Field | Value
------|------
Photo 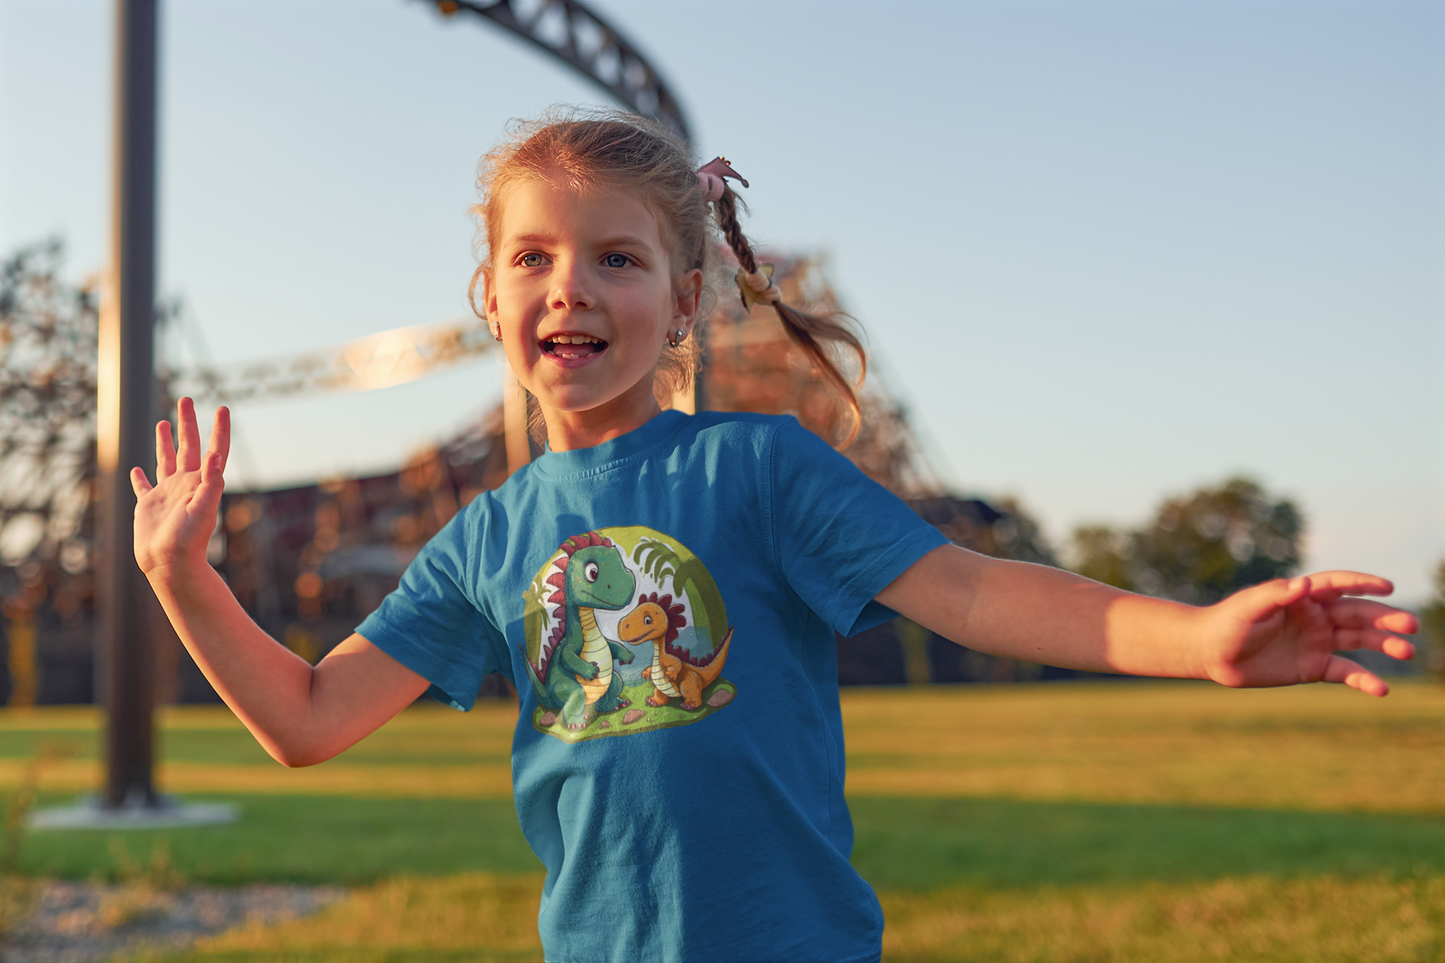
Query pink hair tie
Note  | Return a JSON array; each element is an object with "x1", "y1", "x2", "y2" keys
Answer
[
  {"x1": 697, "y1": 172, "x2": 726, "y2": 202},
  {"x1": 696, "y1": 156, "x2": 748, "y2": 202}
]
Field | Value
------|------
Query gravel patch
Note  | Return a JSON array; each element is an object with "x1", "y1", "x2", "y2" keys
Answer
[{"x1": 0, "y1": 879, "x2": 343, "y2": 962}]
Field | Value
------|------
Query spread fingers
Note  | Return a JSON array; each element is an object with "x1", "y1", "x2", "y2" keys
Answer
[
  {"x1": 1321, "y1": 655, "x2": 1389, "y2": 697},
  {"x1": 207, "y1": 406, "x2": 231, "y2": 476},
  {"x1": 1325, "y1": 598, "x2": 1419, "y2": 635},
  {"x1": 155, "y1": 419, "x2": 177, "y2": 481},
  {"x1": 1331, "y1": 627, "x2": 1416, "y2": 661},
  {"x1": 176, "y1": 397, "x2": 202, "y2": 473},
  {"x1": 1301, "y1": 570, "x2": 1395, "y2": 600}
]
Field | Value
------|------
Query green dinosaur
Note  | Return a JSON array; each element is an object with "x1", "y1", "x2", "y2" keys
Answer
[{"x1": 521, "y1": 532, "x2": 637, "y2": 729}]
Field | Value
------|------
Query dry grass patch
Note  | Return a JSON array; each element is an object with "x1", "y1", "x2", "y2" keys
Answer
[
  {"x1": 135, "y1": 872, "x2": 546, "y2": 963},
  {"x1": 880, "y1": 873, "x2": 1445, "y2": 962}
]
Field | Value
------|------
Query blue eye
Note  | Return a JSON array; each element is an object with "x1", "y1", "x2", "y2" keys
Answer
[
  {"x1": 603, "y1": 253, "x2": 631, "y2": 268},
  {"x1": 519, "y1": 253, "x2": 545, "y2": 268}
]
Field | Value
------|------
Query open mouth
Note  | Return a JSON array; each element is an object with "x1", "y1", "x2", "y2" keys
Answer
[{"x1": 542, "y1": 334, "x2": 608, "y2": 360}]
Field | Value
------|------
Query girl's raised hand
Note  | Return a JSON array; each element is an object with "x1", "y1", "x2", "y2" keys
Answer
[
  {"x1": 1199, "y1": 572, "x2": 1418, "y2": 697},
  {"x1": 130, "y1": 398, "x2": 230, "y2": 577}
]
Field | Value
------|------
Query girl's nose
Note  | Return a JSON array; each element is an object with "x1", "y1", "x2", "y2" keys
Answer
[{"x1": 549, "y1": 260, "x2": 594, "y2": 311}]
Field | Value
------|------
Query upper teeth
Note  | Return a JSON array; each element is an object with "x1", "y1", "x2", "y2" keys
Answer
[{"x1": 551, "y1": 335, "x2": 601, "y2": 344}]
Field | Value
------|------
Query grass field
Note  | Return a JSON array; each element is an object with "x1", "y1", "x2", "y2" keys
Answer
[{"x1": 1, "y1": 680, "x2": 1441, "y2": 961}]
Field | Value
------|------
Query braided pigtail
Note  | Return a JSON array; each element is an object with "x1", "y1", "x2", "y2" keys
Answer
[{"x1": 706, "y1": 166, "x2": 867, "y2": 447}]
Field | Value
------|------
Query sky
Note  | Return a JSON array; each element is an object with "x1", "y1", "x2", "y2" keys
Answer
[{"x1": 1, "y1": 0, "x2": 1441, "y2": 603}]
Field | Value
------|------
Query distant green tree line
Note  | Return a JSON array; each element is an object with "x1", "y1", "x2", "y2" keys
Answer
[
  {"x1": 1422, "y1": 560, "x2": 1445, "y2": 680},
  {"x1": 1069, "y1": 476, "x2": 1303, "y2": 605}
]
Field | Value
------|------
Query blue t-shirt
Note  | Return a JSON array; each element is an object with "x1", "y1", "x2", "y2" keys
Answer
[{"x1": 358, "y1": 410, "x2": 948, "y2": 963}]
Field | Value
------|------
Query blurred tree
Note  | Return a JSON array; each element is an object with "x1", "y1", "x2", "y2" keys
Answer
[
  {"x1": 0, "y1": 240, "x2": 100, "y2": 705},
  {"x1": 1070, "y1": 525, "x2": 1135, "y2": 591},
  {"x1": 989, "y1": 496, "x2": 1060, "y2": 568},
  {"x1": 1070, "y1": 477, "x2": 1303, "y2": 605}
]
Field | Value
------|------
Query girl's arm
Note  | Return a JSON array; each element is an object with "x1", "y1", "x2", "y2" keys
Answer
[
  {"x1": 875, "y1": 544, "x2": 1418, "y2": 696},
  {"x1": 132, "y1": 400, "x2": 429, "y2": 767}
]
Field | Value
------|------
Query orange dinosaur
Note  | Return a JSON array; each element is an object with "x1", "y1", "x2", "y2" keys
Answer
[{"x1": 618, "y1": 592, "x2": 732, "y2": 710}]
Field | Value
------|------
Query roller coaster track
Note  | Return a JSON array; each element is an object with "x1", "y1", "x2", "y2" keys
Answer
[
  {"x1": 164, "y1": 317, "x2": 497, "y2": 405},
  {"x1": 428, "y1": 0, "x2": 691, "y2": 141}
]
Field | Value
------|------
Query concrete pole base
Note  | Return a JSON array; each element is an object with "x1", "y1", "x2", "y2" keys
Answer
[{"x1": 28, "y1": 794, "x2": 238, "y2": 831}]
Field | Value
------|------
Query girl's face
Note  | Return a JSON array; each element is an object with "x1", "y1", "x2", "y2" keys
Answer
[{"x1": 485, "y1": 175, "x2": 701, "y2": 451}]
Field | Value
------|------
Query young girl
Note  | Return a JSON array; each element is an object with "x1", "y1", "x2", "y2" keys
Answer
[{"x1": 131, "y1": 110, "x2": 1417, "y2": 963}]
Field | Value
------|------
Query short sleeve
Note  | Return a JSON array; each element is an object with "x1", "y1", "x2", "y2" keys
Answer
[
  {"x1": 768, "y1": 418, "x2": 949, "y2": 637},
  {"x1": 355, "y1": 500, "x2": 508, "y2": 711}
]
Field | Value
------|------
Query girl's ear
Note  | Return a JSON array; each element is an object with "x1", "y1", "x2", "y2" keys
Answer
[
  {"x1": 673, "y1": 267, "x2": 703, "y2": 333},
  {"x1": 482, "y1": 269, "x2": 500, "y2": 322}
]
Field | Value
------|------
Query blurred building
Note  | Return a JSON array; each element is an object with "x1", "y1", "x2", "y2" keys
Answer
[{"x1": 0, "y1": 245, "x2": 1063, "y2": 705}]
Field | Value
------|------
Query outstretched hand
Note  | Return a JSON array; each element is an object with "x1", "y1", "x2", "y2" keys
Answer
[
  {"x1": 130, "y1": 398, "x2": 230, "y2": 577},
  {"x1": 1200, "y1": 572, "x2": 1418, "y2": 697}
]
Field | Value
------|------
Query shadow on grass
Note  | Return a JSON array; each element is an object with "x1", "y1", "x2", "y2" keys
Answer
[
  {"x1": 849, "y1": 796, "x2": 1445, "y2": 892},
  {"x1": 21, "y1": 795, "x2": 539, "y2": 885}
]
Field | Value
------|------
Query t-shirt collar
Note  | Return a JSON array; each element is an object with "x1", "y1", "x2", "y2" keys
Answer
[{"x1": 532, "y1": 409, "x2": 689, "y2": 477}]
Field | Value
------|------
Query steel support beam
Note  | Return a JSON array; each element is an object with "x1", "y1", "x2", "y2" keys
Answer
[{"x1": 96, "y1": 0, "x2": 159, "y2": 809}]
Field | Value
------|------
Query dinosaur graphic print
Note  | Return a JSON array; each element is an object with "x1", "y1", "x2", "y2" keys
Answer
[{"x1": 520, "y1": 527, "x2": 736, "y2": 743}]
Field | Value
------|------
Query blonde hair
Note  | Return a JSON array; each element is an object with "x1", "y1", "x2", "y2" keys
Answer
[{"x1": 469, "y1": 108, "x2": 866, "y2": 445}]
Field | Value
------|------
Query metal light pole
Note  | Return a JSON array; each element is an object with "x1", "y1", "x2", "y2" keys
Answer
[{"x1": 96, "y1": 0, "x2": 159, "y2": 810}]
